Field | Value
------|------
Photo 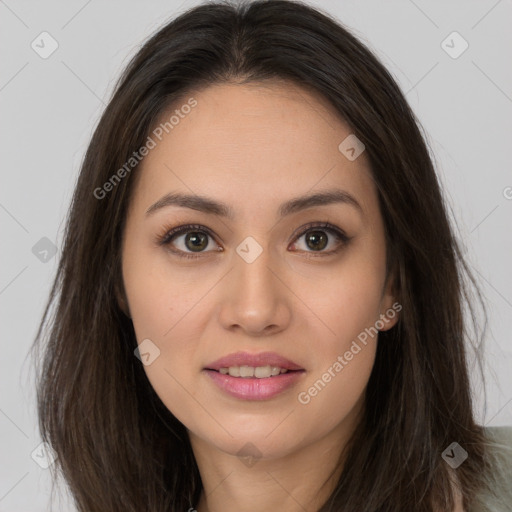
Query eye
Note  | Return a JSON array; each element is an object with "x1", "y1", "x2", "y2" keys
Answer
[
  {"x1": 156, "y1": 224, "x2": 222, "y2": 260},
  {"x1": 289, "y1": 222, "x2": 350, "y2": 256}
]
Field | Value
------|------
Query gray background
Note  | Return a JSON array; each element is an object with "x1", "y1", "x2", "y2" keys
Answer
[{"x1": 1, "y1": 0, "x2": 511, "y2": 510}]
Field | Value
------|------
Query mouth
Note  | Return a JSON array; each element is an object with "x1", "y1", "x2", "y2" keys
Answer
[
  {"x1": 209, "y1": 365, "x2": 297, "y2": 378},
  {"x1": 205, "y1": 351, "x2": 304, "y2": 373},
  {"x1": 203, "y1": 351, "x2": 305, "y2": 400}
]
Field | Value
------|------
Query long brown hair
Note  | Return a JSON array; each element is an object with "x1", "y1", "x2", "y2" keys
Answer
[{"x1": 31, "y1": 1, "x2": 497, "y2": 510}]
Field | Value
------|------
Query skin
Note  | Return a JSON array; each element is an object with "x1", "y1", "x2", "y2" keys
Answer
[{"x1": 120, "y1": 80, "x2": 403, "y2": 511}]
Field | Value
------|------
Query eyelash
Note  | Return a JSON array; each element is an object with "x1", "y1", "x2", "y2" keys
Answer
[{"x1": 155, "y1": 222, "x2": 351, "y2": 260}]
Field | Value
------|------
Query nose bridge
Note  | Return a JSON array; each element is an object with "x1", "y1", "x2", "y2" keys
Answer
[
  {"x1": 235, "y1": 240, "x2": 275, "y2": 298},
  {"x1": 234, "y1": 239, "x2": 279, "y2": 309},
  {"x1": 218, "y1": 237, "x2": 291, "y2": 334}
]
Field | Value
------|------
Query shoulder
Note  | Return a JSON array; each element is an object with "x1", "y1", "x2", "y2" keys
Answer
[
  {"x1": 468, "y1": 425, "x2": 512, "y2": 512},
  {"x1": 484, "y1": 424, "x2": 512, "y2": 444}
]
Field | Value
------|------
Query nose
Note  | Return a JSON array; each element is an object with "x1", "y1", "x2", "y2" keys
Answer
[{"x1": 217, "y1": 245, "x2": 292, "y2": 337}]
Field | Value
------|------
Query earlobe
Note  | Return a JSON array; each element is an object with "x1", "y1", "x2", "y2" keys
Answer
[
  {"x1": 378, "y1": 299, "x2": 401, "y2": 331},
  {"x1": 115, "y1": 280, "x2": 132, "y2": 319},
  {"x1": 379, "y1": 263, "x2": 401, "y2": 331}
]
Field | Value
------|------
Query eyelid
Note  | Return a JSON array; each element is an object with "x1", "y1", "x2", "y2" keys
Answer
[
  {"x1": 288, "y1": 222, "x2": 350, "y2": 257},
  {"x1": 289, "y1": 222, "x2": 348, "y2": 244},
  {"x1": 157, "y1": 223, "x2": 218, "y2": 246}
]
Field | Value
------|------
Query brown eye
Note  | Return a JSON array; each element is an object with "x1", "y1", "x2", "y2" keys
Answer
[
  {"x1": 304, "y1": 230, "x2": 329, "y2": 251},
  {"x1": 157, "y1": 224, "x2": 221, "y2": 260},
  {"x1": 157, "y1": 221, "x2": 349, "y2": 260},
  {"x1": 290, "y1": 222, "x2": 350, "y2": 256},
  {"x1": 183, "y1": 231, "x2": 209, "y2": 252}
]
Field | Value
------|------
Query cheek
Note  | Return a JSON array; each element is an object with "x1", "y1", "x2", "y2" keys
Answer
[
  {"x1": 290, "y1": 254, "x2": 383, "y2": 415},
  {"x1": 122, "y1": 251, "x2": 215, "y2": 417},
  {"x1": 296, "y1": 274, "x2": 380, "y2": 428},
  {"x1": 292, "y1": 257, "x2": 386, "y2": 347},
  {"x1": 294, "y1": 340, "x2": 376, "y2": 441},
  {"x1": 123, "y1": 245, "x2": 208, "y2": 340}
]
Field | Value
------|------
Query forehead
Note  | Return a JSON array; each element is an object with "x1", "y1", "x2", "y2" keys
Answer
[{"x1": 130, "y1": 81, "x2": 378, "y2": 221}]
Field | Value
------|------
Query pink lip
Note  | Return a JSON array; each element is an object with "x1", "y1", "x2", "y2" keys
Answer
[
  {"x1": 205, "y1": 351, "x2": 303, "y2": 371},
  {"x1": 203, "y1": 351, "x2": 305, "y2": 401},
  {"x1": 204, "y1": 369, "x2": 305, "y2": 400}
]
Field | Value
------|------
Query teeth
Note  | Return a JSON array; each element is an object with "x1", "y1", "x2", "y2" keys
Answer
[
  {"x1": 228, "y1": 366, "x2": 240, "y2": 377},
  {"x1": 239, "y1": 365, "x2": 254, "y2": 377},
  {"x1": 218, "y1": 365, "x2": 289, "y2": 378}
]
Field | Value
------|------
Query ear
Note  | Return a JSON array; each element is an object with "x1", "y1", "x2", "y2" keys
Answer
[
  {"x1": 378, "y1": 261, "x2": 401, "y2": 331},
  {"x1": 115, "y1": 278, "x2": 132, "y2": 319}
]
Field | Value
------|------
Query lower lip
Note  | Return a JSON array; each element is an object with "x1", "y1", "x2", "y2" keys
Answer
[{"x1": 203, "y1": 369, "x2": 305, "y2": 400}]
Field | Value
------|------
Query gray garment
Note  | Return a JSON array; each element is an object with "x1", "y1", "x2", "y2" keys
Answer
[{"x1": 469, "y1": 426, "x2": 512, "y2": 512}]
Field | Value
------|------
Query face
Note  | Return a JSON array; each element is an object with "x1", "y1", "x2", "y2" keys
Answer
[{"x1": 120, "y1": 81, "x2": 398, "y2": 462}]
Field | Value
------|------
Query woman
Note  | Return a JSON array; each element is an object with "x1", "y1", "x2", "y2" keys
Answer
[{"x1": 31, "y1": 1, "x2": 512, "y2": 511}]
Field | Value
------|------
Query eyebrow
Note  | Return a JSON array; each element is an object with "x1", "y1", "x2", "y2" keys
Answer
[{"x1": 145, "y1": 188, "x2": 363, "y2": 219}]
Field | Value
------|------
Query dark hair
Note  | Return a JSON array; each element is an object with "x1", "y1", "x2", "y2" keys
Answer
[{"x1": 31, "y1": 0, "x2": 496, "y2": 510}]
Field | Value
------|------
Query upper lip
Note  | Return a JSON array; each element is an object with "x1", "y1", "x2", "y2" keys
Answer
[{"x1": 205, "y1": 351, "x2": 304, "y2": 371}]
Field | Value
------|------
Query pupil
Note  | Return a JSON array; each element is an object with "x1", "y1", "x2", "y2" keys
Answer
[
  {"x1": 306, "y1": 230, "x2": 327, "y2": 251},
  {"x1": 186, "y1": 232, "x2": 208, "y2": 252}
]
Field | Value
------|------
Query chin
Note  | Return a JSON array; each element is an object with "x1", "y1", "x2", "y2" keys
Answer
[{"x1": 207, "y1": 431, "x2": 305, "y2": 462}]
